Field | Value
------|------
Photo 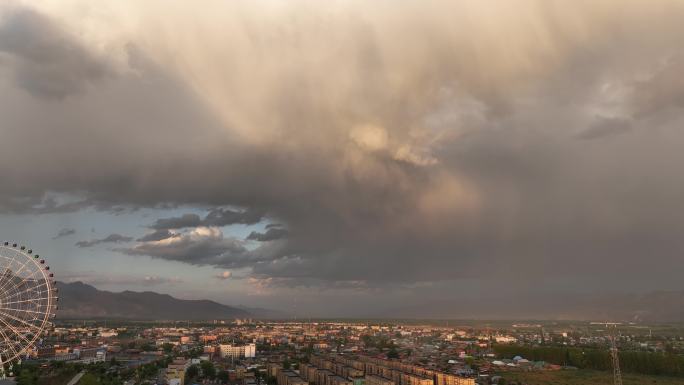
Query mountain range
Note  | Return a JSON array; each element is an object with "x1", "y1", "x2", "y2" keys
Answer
[
  {"x1": 56, "y1": 281, "x2": 283, "y2": 320},
  {"x1": 55, "y1": 281, "x2": 684, "y2": 322}
]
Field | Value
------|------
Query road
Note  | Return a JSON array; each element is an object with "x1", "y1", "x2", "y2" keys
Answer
[{"x1": 66, "y1": 371, "x2": 86, "y2": 385}]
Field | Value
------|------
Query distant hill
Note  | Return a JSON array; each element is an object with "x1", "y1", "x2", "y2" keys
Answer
[{"x1": 56, "y1": 281, "x2": 252, "y2": 320}]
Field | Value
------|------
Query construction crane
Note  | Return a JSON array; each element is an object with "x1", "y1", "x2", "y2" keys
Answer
[{"x1": 606, "y1": 322, "x2": 623, "y2": 385}]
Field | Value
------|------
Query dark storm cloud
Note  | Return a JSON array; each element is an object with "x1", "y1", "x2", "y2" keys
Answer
[
  {"x1": 149, "y1": 208, "x2": 265, "y2": 230},
  {"x1": 137, "y1": 229, "x2": 177, "y2": 242},
  {"x1": 76, "y1": 233, "x2": 133, "y2": 248},
  {"x1": 0, "y1": 194, "x2": 130, "y2": 215},
  {"x1": 52, "y1": 228, "x2": 75, "y2": 239},
  {"x1": 0, "y1": 7, "x2": 111, "y2": 99},
  {"x1": 120, "y1": 228, "x2": 253, "y2": 267},
  {"x1": 120, "y1": 227, "x2": 290, "y2": 271},
  {"x1": 246, "y1": 228, "x2": 289, "y2": 242},
  {"x1": 3, "y1": 0, "x2": 684, "y2": 302},
  {"x1": 149, "y1": 214, "x2": 201, "y2": 230}
]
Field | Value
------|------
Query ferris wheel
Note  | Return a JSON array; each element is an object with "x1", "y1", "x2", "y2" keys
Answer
[{"x1": 0, "y1": 242, "x2": 57, "y2": 370}]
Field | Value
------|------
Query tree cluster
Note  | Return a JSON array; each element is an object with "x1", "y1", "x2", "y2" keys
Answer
[{"x1": 494, "y1": 344, "x2": 684, "y2": 377}]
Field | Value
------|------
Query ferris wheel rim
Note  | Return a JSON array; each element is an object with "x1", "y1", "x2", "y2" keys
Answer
[{"x1": 0, "y1": 243, "x2": 56, "y2": 365}]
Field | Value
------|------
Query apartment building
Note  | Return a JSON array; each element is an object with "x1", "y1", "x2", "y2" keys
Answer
[
  {"x1": 219, "y1": 343, "x2": 256, "y2": 359},
  {"x1": 166, "y1": 359, "x2": 190, "y2": 385},
  {"x1": 366, "y1": 375, "x2": 395, "y2": 385},
  {"x1": 305, "y1": 354, "x2": 475, "y2": 385}
]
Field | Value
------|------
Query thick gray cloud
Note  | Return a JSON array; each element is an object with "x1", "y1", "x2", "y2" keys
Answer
[
  {"x1": 247, "y1": 228, "x2": 289, "y2": 242},
  {"x1": 121, "y1": 227, "x2": 251, "y2": 266},
  {"x1": 76, "y1": 234, "x2": 133, "y2": 248},
  {"x1": 203, "y1": 208, "x2": 264, "y2": 227},
  {"x1": 0, "y1": 6, "x2": 111, "y2": 99},
  {"x1": 52, "y1": 228, "x2": 76, "y2": 239},
  {"x1": 149, "y1": 214, "x2": 201, "y2": 230},
  {"x1": 2, "y1": 0, "x2": 684, "y2": 309},
  {"x1": 149, "y1": 208, "x2": 264, "y2": 230},
  {"x1": 137, "y1": 229, "x2": 177, "y2": 242}
]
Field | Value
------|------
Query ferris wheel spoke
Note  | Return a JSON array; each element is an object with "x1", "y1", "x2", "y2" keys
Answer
[
  {"x1": 3, "y1": 291, "x2": 49, "y2": 304},
  {"x1": 0, "y1": 258, "x2": 34, "y2": 296},
  {"x1": 0, "y1": 335, "x2": 20, "y2": 358},
  {"x1": 2, "y1": 273, "x2": 46, "y2": 294},
  {"x1": 16, "y1": 266, "x2": 48, "y2": 286},
  {"x1": 8, "y1": 260, "x2": 45, "y2": 293},
  {"x1": 7, "y1": 278, "x2": 42, "y2": 299},
  {"x1": 0, "y1": 325, "x2": 22, "y2": 361},
  {"x1": 0, "y1": 251, "x2": 31, "y2": 278},
  {"x1": 2, "y1": 282, "x2": 51, "y2": 301},
  {"x1": 0, "y1": 289, "x2": 54, "y2": 315},
  {"x1": 0, "y1": 309, "x2": 44, "y2": 333},
  {"x1": 0, "y1": 311, "x2": 43, "y2": 332},
  {"x1": 0, "y1": 306, "x2": 50, "y2": 316},
  {"x1": 0, "y1": 298, "x2": 49, "y2": 306},
  {"x1": 0, "y1": 316, "x2": 34, "y2": 347},
  {"x1": 0, "y1": 307, "x2": 50, "y2": 315}
]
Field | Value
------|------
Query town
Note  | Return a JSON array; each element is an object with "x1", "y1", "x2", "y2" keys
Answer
[{"x1": 12, "y1": 319, "x2": 684, "y2": 385}]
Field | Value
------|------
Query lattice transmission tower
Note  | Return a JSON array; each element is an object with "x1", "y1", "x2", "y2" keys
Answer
[{"x1": 607, "y1": 323, "x2": 623, "y2": 385}]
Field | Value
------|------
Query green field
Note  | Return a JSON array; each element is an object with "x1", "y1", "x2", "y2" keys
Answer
[{"x1": 496, "y1": 370, "x2": 684, "y2": 385}]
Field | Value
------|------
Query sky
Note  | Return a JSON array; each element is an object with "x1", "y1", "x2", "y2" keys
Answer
[{"x1": 1, "y1": 0, "x2": 684, "y2": 318}]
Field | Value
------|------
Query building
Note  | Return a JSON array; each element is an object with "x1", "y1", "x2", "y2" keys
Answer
[
  {"x1": 315, "y1": 369, "x2": 334, "y2": 385},
  {"x1": 366, "y1": 375, "x2": 395, "y2": 385},
  {"x1": 201, "y1": 335, "x2": 218, "y2": 343},
  {"x1": 278, "y1": 370, "x2": 307, "y2": 385},
  {"x1": 330, "y1": 376, "x2": 354, "y2": 385},
  {"x1": 220, "y1": 343, "x2": 257, "y2": 359},
  {"x1": 290, "y1": 377, "x2": 309, "y2": 385},
  {"x1": 53, "y1": 352, "x2": 79, "y2": 362},
  {"x1": 308, "y1": 355, "x2": 475, "y2": 385},
  {"x1": 435, "y1": 373, "x2": 474, "y2": 385},
  {"x1": 399, "y1": 373, "x2": 433, "y2": 385},
  {"x1": 166, "y1": 359, "x2": 190, "y2": 385},
  {"x1": 267, "y1": 362, "x2": 283, "y2": 378},
  {"x1": 73, "y1": 347, "x2": 107, "y2": 364}
]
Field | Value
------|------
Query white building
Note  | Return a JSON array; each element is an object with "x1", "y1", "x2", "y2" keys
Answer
[
  {"x1": 495, "y1": 335, "x2": 517, "y2": 343},
  {"x1": 99, "y1": 330, "x2": 118, "y2": 338},
  {"x1": 219, "y1": 343, "x2": 256, "y2": 359},
  {"x1": 73, "y1": 348, "x2": 106, "y2": 364}
]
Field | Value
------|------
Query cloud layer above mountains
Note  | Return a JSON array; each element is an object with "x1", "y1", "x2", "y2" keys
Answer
[{"x1": 3, "y1": 0, "x2": 684, "y2": 303}]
